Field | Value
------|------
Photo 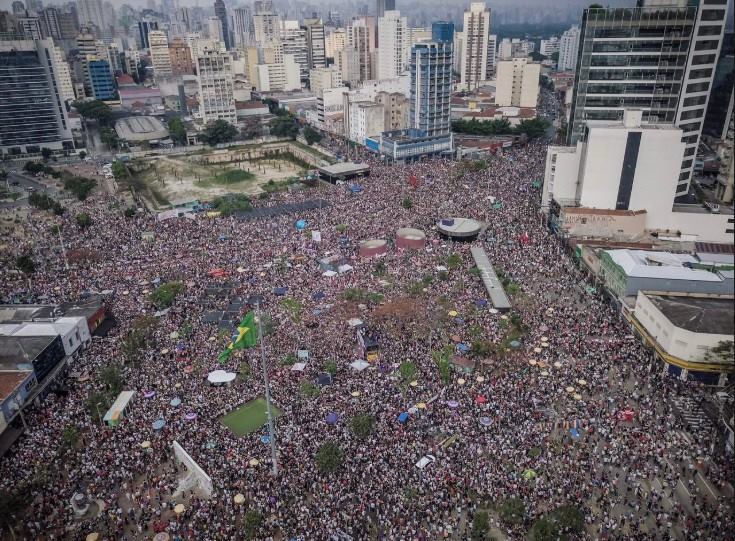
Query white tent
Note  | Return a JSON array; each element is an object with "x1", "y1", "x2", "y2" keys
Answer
[
  {"x1": 323, "y1": 270, "x2": 337, "y2": 278},
  {"x1": 291, "y1": 362, "x2": 306, "y2": 372},
  {"x1": 338, "y1": 264, "x2": 353, "y2": 274},
  {"x1": 350, "y1": 360, "x2": 370, "y2": 371},
  {"x1": 207, "y1": 370, "x2": 236, "y2": 384}
]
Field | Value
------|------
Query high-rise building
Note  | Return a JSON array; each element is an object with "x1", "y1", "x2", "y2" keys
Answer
[
  {"x1": 169, "y1": 38, "x2": 194, "y2": 75},
  {"x1": 460, "y1": 1, "x2": 491, "y2": 91},
  {"x1": 12, "y1": 1, "x2": 26, "y2": 16},
  {"x1": 303, "y1": 18, "x2": 326, "y2": 70},
  {"x1": 486, "y1": 34, "x2": 496, "y2": 78},
  {"x1": 376, "y1": 0, "x2": 395, "y2": 18},
  {"x1": 18, "y1": 15, "x2": 43, "y2": 40},
  {"x1": 569, "y1": 1, "x2": 728, "y2": 194},
  {"x1": 196, "y1": 47, "x2": 236, "y2": 125},
  {"x1": 310, "y1": 65, "x2": 343, "y2": 94},
  {"x1": 281, "y1": 20, "x2": 309, "y2": 82},
  {"x1": 557, "y1": 25, "x2": 580, "y2": 71},
  {"x1": 86, "y1": 56, "x2": 114, "y2": 100},
  {"x1": 76, "y1": 0, "x2": 105, "y2": 35},
  {"x1": 253, "y1": 0, "x2": 280, "y2": 45},
  {"x1": 48, "y1": 38, "x2": 75, "y2": 103},
  {"x1": 377, "y1": 10, "x2": 409, "y2": 79},
  {"x1": 149, "y1": 30, "x2": 173, "y2": 79},
  {"x1": 232, "y1": 7, "x2": 255, "y2": 47},
  {"x1": 57, "y1": 9, "x2": 79, "y2": 39},
  {"x1": 138, "y1": 20, "x2": 159, "y2": 49},
  {"x1": 40, "y1": 7, "x2": 62, "y2": 39},
  {"x1": 347, "y1": 16, "x2": 376, "y2": 82},
  {"x1": 0, "y1": 38, "x2": 74, "y2": 156},
  {"x1": 213, "y1": 0, "x2": 231, "y2": 50},
  {"x1": 714, "y1": 92, "x2": 733, "y2": 203},
  {"x1": 410, "y1": 40, "x2": 453, "y2": 136},
  {"x1": 326, "y1": 29, "x2": 346, "y2": 60},
  {"x1": 431, "y1": 21, "x2": 454, "y2": 44},
  {"x1": 540, "y1": 37, "x2": 560, "y2": 58},
  {"x1": 495, "y1": 57, "x2": 540, "y2": 108},
  {"x1": 207, "y1": 17, "x2": 224, "y2": 43}
]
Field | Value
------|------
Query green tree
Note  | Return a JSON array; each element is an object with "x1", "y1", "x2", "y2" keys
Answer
[
  {"x1": 516, "y1": 118, "x2": 550, "y2": 139},
  {"x1": 86, "y1": 390, "x2": 110, "y2": 421},
  {"x1": 243, "y1": 509, "x2": 263, "y2": 540},
  {"x1": 705, "y1": 340, "x2": 734, "y2": 364},
  {"x1": 62, "y1": 426, "x2": 80, "y2": 448},
  {"x1": 64, "y1": 176, "x2": 96, "y2": 200},
  {"x1": 0, "y1": 487, "x2": 30, "y2": 538},
  {"x1": 72, "y1": 100, "x2": 112, "y2": 124},
  {"x1": 41, "y1": 147, "x2": 52, "y2": 161},
  {"x1": 100, "y1": 364, "x2": 123, "y2": 396},
  {"x1": 446, "y1": 253, "x2": 462, "y2": 270},
  {"x1": 15, "y1": 254, "x2": 35, "y2": 274},
  {"x1": 212, "y1": 193, "x2": 252, "y2": 217},
  {"x1": 124, "y1": 206, "x2": 136, "y2": 217},
  {"x1": 111, "y1": 160, "x2": 128, "y2": 180},
  {"x1": 100, "y1": 127, "x2": 120, "y2": 150},
  {"x1": 300, "y1": 380, "x2": 320, "y2": 398},
  {"x1": 349, "y1": 414, "x2": 376, "y2": 440},
  {"x1": 324, "y1": 359, "x2": 338, "y2": 376},
  {"x1": 402, "y1": 197, "x2": 413, "y2": 209},
  {"x1": 269, "y1": 116, "x2": 299, "y2": 139},
  {"x1": 76, "y1": 212, "x2": 92, "y2": 228},
  {"x1": 471, "y1": 510, "x2": 490, "y2": 540},
  {"x1": 530, "y1": 517, "x2": 559, "y2": 541},
  {"x1": 316, "y1": 441, "x2": 344, "y2": 473},
  {"x1": 499, "y1": 497, "x2": 525, "y2": 525},
  {"x1": 399, "y1": 361, "x2": 417, "y2": 383},
  {"x1": 201, "y1": 119, "x2": 238, "y2": 146},
  {"x1": 551, "y1": 505, "x2": 584, "y2": 536},
  {"x1": 78, "y1": 150, "x2": 87, "y2": 160},
  {"x1": 168, "y1": 117, "x2": 188, "y2": 145},
  {"x1": 149, "y1": 281, "x2": 184, "y2": 308},
  {"x1": 303, "y1": 125, "x2": 323, "y2": 145}
]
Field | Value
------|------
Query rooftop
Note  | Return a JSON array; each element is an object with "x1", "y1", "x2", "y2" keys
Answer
[
  {"x1": 115, "y1": 116, "x2": 169, "y2": 142},
  {"x1": 0, "y1": 335, "x2": 56, "y2": 366},
  {"x1": 645, "y1": 293, "x2": 734, "y2": 335},
  {"x1": 604, "y1": 249, "x2": 725, "y2": 282},
  {"x1": 0, "y1": 370, "x2": 32, "y2": 402},
  {"x1": 563, "y1": 207, "x2": 647, "y2": 217}
]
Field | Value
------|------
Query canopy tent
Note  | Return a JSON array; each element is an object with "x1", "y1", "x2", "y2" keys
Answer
[
  {"x1": 207, "y1": 370, "x2": 236, "y2": 384},
  {"x1": 291, "y1": 362, "x2": 306, "y2": 371},
  {"x1": 350, "y1": 359, "x2": 370, "y2": 371}
]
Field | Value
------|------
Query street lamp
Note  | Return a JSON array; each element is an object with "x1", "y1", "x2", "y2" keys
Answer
[{"x1": 255, "y1": 303, "x2": 278, "y2": 476}]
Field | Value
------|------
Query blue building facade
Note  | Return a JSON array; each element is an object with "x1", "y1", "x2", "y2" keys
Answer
[
  {"x1": 431, "y1": 21, "x2": 454, "y2": 43},
  {"x1": 88, "y1": 59, "x2": 115, "y2": 100},
  {"x1": 409, "y1": 41, "x2": 453, "y2": 137}
]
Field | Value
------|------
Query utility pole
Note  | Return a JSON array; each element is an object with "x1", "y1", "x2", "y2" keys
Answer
[{"x1": 256, "y1": 303, "x2": 278, "y2": 476}]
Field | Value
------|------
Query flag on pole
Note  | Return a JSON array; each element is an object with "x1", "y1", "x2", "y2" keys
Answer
[{"x1": 218, "y1": 312, "x2": 258, "y2": 363}]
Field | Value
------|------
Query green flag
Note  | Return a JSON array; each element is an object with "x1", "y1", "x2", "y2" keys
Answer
[
  {"x1": 233, "y1": 312, "x2": 257, "y2": 349},
  {"x1": 218, "y1": 348, "x2": 232, "y2": 363}
]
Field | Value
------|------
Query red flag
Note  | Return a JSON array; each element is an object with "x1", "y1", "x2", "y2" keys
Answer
[{"x1": 408, "y1": 175, "x2": 419, "y2": 188}]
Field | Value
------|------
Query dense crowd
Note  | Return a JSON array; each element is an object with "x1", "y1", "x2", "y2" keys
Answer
[{"x1": 0, "y1": 137, "x2": 732, "y2": 541}]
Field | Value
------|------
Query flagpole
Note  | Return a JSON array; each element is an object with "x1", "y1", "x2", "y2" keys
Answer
[{"x1": 256, "y1": 302, "x2": 278, "y2": 476}]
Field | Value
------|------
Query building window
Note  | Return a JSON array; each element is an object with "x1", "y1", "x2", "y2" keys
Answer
[
  {"x1": 697, "y1": 25, "x2": 723, "y2": 36},
  {"x1": 688, "y1": 68, "x2": 713, "y2": 80},
  {"x1": 699, "y1": 9, "x2": 726, "y2": 20}
]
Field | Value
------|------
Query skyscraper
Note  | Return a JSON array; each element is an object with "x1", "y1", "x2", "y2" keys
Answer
[
  {"x1": 213, "y1": 0, "x2": 231, "y2": 50},
  {"x1": 138, "y1": 20, "x2": 159, "y2": 49},
  {"x1": 196, "y1": 47, "x2": 236, "y2": 125},
  {"x1": 431, "y1": 21, "x2": 454, "y2": 44},
  {"x1": 347, "y1": 17, "x2": 376, "y2": 82},
  {"x1": 149, "y1": 30, "x2": 173, "y2": 79},
  {"x1": 410, "y1": 40, "x2": 453, "y2": 136},
  {"x1": 377, "y1": 10, "x2": 409, "y2": 79},
  {"x1": 460, "y1": 2, "x2": 491, "y2": 91},
  {"x1": 232, "y1": 7, "x2": 255, "y2": 47},
  {"x1": 486, "y1": 33, "x2": 496, "y2": 78},
  {"x1": 376, "y1": 0, "x2": 395, "y2": 18},
  {"x1": 569, "y1": 0, "x2": 727, "y2": 194},
  {"x1": 281, "y1": 20, "x2": 309, "y2": 82},
  {"x1": 0, "y1": 38, "x2": 73, "y2": 156},
  {"x1": 76, "y1": 0, "x2": 105, "y2": 34},
  {"x1": 303, "y1": 18, "x2": 326, "y2": 70},
  {"x1": 253, "y1": 0, "x2": 280, "y2": 45},
  {"x1": 87, "y1": 56, "x2": 114, "y2": 100},
  {"x1": 557, "y1": 25, "x2": 580, "y2": 72}
]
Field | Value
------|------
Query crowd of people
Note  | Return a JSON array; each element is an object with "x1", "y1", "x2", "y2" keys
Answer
[{"x1": 0, "y1": 135, "x2": 732, "y2": 541}]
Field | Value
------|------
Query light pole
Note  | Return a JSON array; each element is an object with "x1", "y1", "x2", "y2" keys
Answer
[{"x1": 256, "y1": 303, "x2": 278, "y2": 476}]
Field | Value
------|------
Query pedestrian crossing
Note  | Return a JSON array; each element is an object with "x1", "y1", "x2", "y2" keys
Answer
[{"x1": 672, "y1": 396, "x2": 714, "y2": 435}]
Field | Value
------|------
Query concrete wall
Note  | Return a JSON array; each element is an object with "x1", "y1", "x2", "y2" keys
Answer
[
  {"x1": 542, "y1": 145, "x2": 580, "y2": 208},
  {"x1": 646, "y1": 211, "x2": 735, "y2": 244},
  {"x1": 559, "y1": 209, "x2": 646, "y2": 240}
]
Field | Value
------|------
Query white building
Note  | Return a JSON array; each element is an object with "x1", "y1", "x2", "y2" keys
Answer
[
  {"x1": 539, "y1": 37, "x2": 560, "y2": 58},
  {"x1": 148, "y1": 30, "x2": 173, "y2": 79},
  {"x1": 255, "y1": 54, "x2": 300, "y2": 92},
  {"x1": 346, "y1": 17, "x2": 375, "y2": 83},
  {"x1": 497, "y1": 38, "x2": 512, "y2": 61},
  {"x1": 377, "y1": 10, "x2": 409, "y2": 80},
  {"x1": 0, "y1": 316, "x2": 91, "y2": 357},
  {"x1": 280, "y1": 20, "x2": 308, "y2": 82},
  {"x1": 494, "y1": 57, "x2": 540, "y2": 108},
  {"x1": 349, "y1": 101, "x2": 384, "y2": 144},
  {"x1": 631, "y1": 291, "x2": 733, "y2": 385},
  {"x1": 76, "y1": 0, "x2": 105, "y2": 34},
  {"x1": 207, "y1": 16, "x2": 224, "y2": 43},
  {"x1": 557, "y1": 25, "x2": 579, "y2": 71},
  {"x1": 543, "y1": 109, "x2": 734, "y2": 243},
  {"x1": 48, "y1": 38, "x2": 75, "y2": 103},
  {"x1": 317, "y1": 85, "x2": 347, "y2": 124},
  {"x1": 253, "y1": 1, "x2": 280, "y2": 45},
  {"x1": 460, "y1": 2, "x2": 491, "y2": 91},
  {"x1": 486, "y1": 34, "x2": 497, "y2": 78},
  {"x1": 232, "y1": 7, "x2": 255, "y2": 47},
  {"x1": 196, "y1": 47, "x2": 236, "y2": 124},
  {"x1": 452, "y1": 30, "x2": 464, "y2": 75},
  {"x1": 303, "y1": 18, "x2": 326, "y2": 70}
]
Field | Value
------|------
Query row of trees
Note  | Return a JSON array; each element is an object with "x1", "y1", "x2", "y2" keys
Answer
[{"x1": 452, "y1": 117, "x2": 550, "y2": 139}]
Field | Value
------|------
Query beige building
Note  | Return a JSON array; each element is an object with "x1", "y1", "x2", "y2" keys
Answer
[
  {"x1": 495, "y1": 57, "x2": 540, "y2": 108},
  {"x1": 149, "y1": 30, "x2": 173, "y2": 79},
  {"x1": 310, "y1": 66, "x2": 342, "y2": 94},
  {"x1": 169, "y1": 38, "x2": 194, "y2": 75},
  {"x1": 196, "y1": 47, "x2": 236, "y2": 124},
  {"x1": 460, "y1": 2, "x2": 491, "y2": 91},
  {"x1": 375, "y1": 91, "x2": 408, "y2": 131},
  {"x1": 326, "y1": 28, "x2": 346, "y2": 60},
  {"x1": 558, "y1": 208, "x2": 647, "y2": 240},
  {"x1": 346, "y1": 16, "x2": 375, "y2": 83}
]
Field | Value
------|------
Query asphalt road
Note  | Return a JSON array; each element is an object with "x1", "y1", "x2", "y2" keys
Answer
[{"x1": 0, "y1": 170, "x2": 57, "y2": 209}]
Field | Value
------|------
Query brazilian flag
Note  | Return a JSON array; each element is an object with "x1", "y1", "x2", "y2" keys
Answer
[{"x1": 218, "y1": 312, "x2": 257, "y2": 363}]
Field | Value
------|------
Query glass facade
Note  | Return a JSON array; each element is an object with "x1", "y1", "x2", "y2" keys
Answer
[
  {"x1": 88, "y1": 58, "x2": 115, "y2": 100},
  {"x1": 410, "y1": 42, "x2": 453, "y2": 137},
  {"x1": 431, "y1": 22, "x2": 454, "y2": 44},
  {"x1": 0, "y1": 40, "x2": 71, "y2": 153}
]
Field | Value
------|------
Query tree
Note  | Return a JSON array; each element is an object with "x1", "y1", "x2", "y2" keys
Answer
[
  {"x1": 100, "y1": 127, "x2": 120, "y2": 150},
  {"x1": 78, "y1": 151, "x2": 87, "y2": 160},
  {"x1": 269, "y1": 116, "x2": 299, "y2": 139},
  {"x1": 471, "y1": 510, "x2": 490, "y2": 540},
  {"x1": 530, "y1": 517, "x2": 559, "y2": 541},
  {"x1": 168, "y1": 117, "x2": 188, "y2": 145},
  {"x1": 41, "y1": 147, "x2": 52, "y2": 161},
  {"x1": 324, "y1": 360, "x2": 337, "y2": 376},
  {"x1": 243, "y1": 509, "x2": 263, "y2": 540},
  {"x1": 124, "y1": 206, "x2": 136, "y2": 217},
  {"x1": 100, "y1": 364, "x2": 123, "y2": 396},
  {"x1": 551, "y1": 505, "x2": 584, "y2": 536},
  {"x1": 303, "y1": 125, "x2": 322, "y2": 145},
  {"x1": 0, "y1": 169, "x2": 8, "y2": 184},
  {"x1": 64, "y1": 176, "x2": 96, "y2": 200},
  {"x1": 111, "y1": 160, "x2": 128, "y2": 180},
  {"x1": 149, "y1": 281, "x2": 184, "y2": 308},
  {"x1": 201, "y1": 119, "x2": 238, "y2": 146},
  {"x1": 399, "y1": 361, "x2": 417, "y2": 383},
  {"x1": 499, "y1": 497, "x2": 525, "y2": 525},
  {"x1": 705, "y1": 340, "x2": 734, "y2": 364},
  {"x1": 62, "y1": 426, "x2": 80, "y2": 448},
  {"x1": 446, "y1": 253, "x2": 462, "y2": 270},
  {"x1": 76, "y1": 212, "x2": 92, "y2": 228},
  {"x1": 316, "y1": 441, "x2": 344, "y2": 473},
  {"x1": 516, "y1": 118, "x2": 550, "y2": 139},
  {"x1": 72, "y1": 100, "x2": 112, "y2": 124},
  {"x1": 15, "y1": 254, "x2": 35, "y2": 275},
  {"x1": 0, "y1": 487, "x2": 29, "y2": 538},
  {"x1": 349, "y1": 414, "x2": 375, "y2": 440},
  {"x1": 402, "y1": 197, "x2": 413, "y2": 209}
]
